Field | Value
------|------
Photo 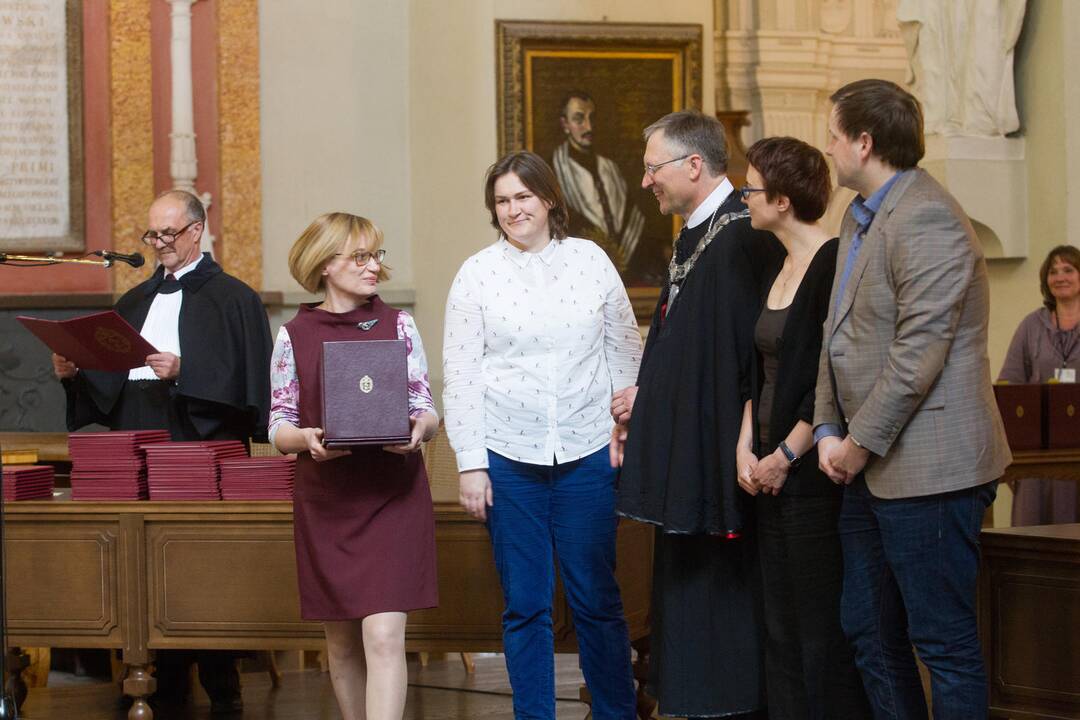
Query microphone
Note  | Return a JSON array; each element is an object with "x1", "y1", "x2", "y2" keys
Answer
[{"x1": 94, "y1": 250, "x2": 145, "y2": 268}]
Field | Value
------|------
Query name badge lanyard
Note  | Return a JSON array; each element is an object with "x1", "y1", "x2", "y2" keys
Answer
[{"x1": 1054, "y1": 325, "x2": 1079, "y2": 369}]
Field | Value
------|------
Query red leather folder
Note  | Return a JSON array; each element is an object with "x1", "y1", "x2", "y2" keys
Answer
[
  {"x1": 320, "y1": 340, "x2": 411, "y2": 448},
  {"x1": 993, "y1": 384, "x2": 1044, "y2": 451},
  {"x1": 1045, "y1": 383, "x2": 1080, "y2": 450},
  {"x1": 17, "y1": 311, "x2": 158, "y2": 372}
]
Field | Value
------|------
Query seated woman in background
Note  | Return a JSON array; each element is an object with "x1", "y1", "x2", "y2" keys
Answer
[
  {"x1": 442, "y1": 151, "x2": 642, "y2": 719},
  {"x1": 999, "y1": 244, "x2": 1080, "y2": 526},
  {"x1": 270, "y1": 213, "x2": 439, "y2": 720},
  {"x1": 735, "y1": 136, "x2": 869, "y2": 719}
]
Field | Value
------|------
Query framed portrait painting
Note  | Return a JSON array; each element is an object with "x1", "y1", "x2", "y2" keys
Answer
[{"x1": 496, "y1": 20, "x2": 703, "y2": 317}]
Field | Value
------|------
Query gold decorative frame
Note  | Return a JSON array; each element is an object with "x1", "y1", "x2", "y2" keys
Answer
[
  {"x1": 495, "y1": 21, "x2": 702, "y2": 319},
  {"x1": 496, "y1": 21, "x2": 702, "y2": 155}
]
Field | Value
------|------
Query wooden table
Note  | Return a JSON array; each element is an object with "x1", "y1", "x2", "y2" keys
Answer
[
  {"x1": 0, "y1": 432, "x2": 71, "y2": 463},
  {"x1": 980, "y1": 523, "x2": 1080, "y2": 719},
  {"x1": 2, "y1": 497, "x2": 653, "y2": 719},
  {"x1": 1002, "y1": 448, "x2": 1080, "y2": 484}
]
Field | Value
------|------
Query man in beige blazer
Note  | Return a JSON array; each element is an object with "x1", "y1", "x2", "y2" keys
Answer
[{"x1": 813, "y1": 79, "x2": 1011, "y2": 719}]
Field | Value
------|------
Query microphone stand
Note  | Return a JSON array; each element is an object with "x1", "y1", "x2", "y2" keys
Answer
[
  {"x1": 0, "y1": 253, "x2": 114, "y2": 268},
  {"x1": 0, "y1": 442, "x2": 21, "y2": 719}
]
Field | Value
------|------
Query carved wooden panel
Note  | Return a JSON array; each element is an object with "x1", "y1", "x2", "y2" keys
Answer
[
  {"x1": 145, "y1": 521, "x2": 323, "y2": 645},
  {"x1": 981, "y1": 525, "x2": 1080, "y2": 719},
  {"x1": 4, "y1": 521, "x2": 122, "y2": 642},
  {"x1": 407, "y1": 519, "x2": 509, "y2": 645}
]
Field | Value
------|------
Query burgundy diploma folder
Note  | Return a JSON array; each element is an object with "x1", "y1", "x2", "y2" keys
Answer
[
  {"x1": 992, "y1": 384, "x2": 1044, "y2": 451},
  {"x1": 17, "y1": 311, "x2": 158, "y2": 372},
  {"x1": 320, "y1": 339, "x2": 411, "y2": 447},
  {"x1": 1045, "y1": 383, "x2": 1080, "y2": 450}
]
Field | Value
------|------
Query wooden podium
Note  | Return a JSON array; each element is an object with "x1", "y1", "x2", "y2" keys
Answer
[
  {"x1": 1, "y1": 496, "x2": 653, "y2": 719},
  {"x1": 981, "y1": 523, "x2": 1080, "y2": 719}
]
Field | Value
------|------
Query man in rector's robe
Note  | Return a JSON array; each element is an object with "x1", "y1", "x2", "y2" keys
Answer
[
  {"x1": 609, "y1": 111, "x2": 781, "y2": 719},
  {"x1": 52, "y1": 189, "x2": 273, "y2": 714}
]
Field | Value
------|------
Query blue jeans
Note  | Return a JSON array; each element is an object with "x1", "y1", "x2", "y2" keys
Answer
[
  {"x1": 839, "y1": 477, "x2": 997, "y2": 720},
  {"x1": 486, "y1": 448, "x2": 636, "y2": 720}
]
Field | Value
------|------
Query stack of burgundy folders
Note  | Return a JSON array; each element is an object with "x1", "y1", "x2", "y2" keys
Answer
[
  {"x1": 69, "y1": 430, "x2": 171, "y2": 501},
  {"x1": 2, "y1": 465, "x2": 55, "y2": 501},
  {"x1": 219, "y1": 456, "x2": 296, "y2": 500},
  {"x1": 144, "y1": 441, "x2": 248, "y2": 500}
]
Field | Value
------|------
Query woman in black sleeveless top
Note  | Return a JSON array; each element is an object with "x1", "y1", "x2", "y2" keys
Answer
[{"x1": 735, "y1": 137, "x2": 869, "y2": 719}]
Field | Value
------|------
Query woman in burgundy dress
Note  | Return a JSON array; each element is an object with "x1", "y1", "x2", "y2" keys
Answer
[{"x1": 269, "y1": 212, "x2": 439, "y2": 720}]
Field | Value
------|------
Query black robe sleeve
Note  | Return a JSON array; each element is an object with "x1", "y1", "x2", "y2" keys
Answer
[{"x1": 175, "y1": 271, "x2": 274, "y2": 443}]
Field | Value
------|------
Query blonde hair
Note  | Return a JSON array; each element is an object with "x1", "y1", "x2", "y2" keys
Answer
[{"x1": 288, "y1": 213, "x2": 390, "y2": 294}]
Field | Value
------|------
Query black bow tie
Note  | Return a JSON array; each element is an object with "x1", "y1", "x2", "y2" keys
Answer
[{"x1": 157, "y1": 274, "x2": 181, "y2": 295}]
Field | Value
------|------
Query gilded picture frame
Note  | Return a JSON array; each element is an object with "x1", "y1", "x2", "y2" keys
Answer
[{"x1": 496, "y1": 20, "x2": 703, "y2": 320}]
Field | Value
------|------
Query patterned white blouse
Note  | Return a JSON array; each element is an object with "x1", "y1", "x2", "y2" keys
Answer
[
  {"x1": 442, "y1": 237, "x2": 643, "y2": 472},
  {"x1": 268, "y1": 310, "x2": 437, "y2": 444}
]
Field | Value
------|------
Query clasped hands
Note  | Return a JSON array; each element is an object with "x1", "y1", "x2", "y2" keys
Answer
[
  {"x1": 736, "y1": 447, "x2": 789, "y2": 496},
  {"x1": 816, "y1": 435, "x2": 870, "y2": 485}
]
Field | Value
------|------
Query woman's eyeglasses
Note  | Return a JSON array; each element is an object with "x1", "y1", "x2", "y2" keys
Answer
[{"x1": 335, "y1": 248, "x2": 387, "y2": 267}]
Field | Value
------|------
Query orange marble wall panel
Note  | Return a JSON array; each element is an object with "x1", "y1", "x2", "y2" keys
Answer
[
  {"x1": 110, "y1": 0, "x2": 156, "y2": 295},
  {"x1": 217, "y1": 0, "x2": 262, "y2": 290}
]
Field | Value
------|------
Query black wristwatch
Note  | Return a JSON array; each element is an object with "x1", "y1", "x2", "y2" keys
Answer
[{"x1": 778, "y1": 441, "x2": 802, "y2": 468}]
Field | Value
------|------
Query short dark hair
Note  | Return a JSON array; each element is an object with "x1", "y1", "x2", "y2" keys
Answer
[
  {"x1": 643, "y1": 110, "x2": 728, "y2": 176},
  {"x1": 560, "y1": 90, "x2": 593, "y2": 116},
  {"x1": 483, "y1": 151, "x2": 569, "y2": 240},
  {"x1": 830, "y1": 79, "x2": 924, "y2": 170},
  {"x1": 746, "y1": 136, "x2": 831, "y2": 223},
  {"x1": 1039, "y1": 244, "x2": 1080, "y2": 311},
  {"x1": 155, "y1": 189, "x2": 206, "y2": 224}
]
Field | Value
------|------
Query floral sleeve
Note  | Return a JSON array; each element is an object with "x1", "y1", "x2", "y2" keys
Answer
[
  {"x1": 396, "y1": 311, "x2": 438, "y2": 419},
  {"x1": 268, "y1": 326, "x2": 300, "y2": 445}
]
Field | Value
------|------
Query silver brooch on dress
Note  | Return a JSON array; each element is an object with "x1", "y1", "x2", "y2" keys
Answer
[{"x1": 357, "y1": 319, "x2": 379, "y2": 331}]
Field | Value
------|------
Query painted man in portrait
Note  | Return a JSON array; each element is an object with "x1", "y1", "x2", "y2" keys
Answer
[{"x1": 552, "y1": 90, "x2": 646, "y2": 275}]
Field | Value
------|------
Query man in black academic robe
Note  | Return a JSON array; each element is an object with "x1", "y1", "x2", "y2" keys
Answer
[
  {"x1": 61, "y1": 255, "x2": 273, "y2": 444},
  {"x1": 53, "y1": 190, "x2": 273, "y2": 714},
  {"x1": 610, "y1": 112, "x2": 781, "y2": 719}
]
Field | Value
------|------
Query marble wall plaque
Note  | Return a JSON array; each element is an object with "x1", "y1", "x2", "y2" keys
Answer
[{"x1": 0, "y1": 0, "x2": 83, "y2": 252}]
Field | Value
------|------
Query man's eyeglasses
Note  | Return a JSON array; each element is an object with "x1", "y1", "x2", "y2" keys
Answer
[
  {"x1": 644, "y1": 155, "x2": 691, "y2": 176},
  {"x1": 335, "y1": 248, "x2": 387, "y2": 267},
  {"x1": 739, "y1": 186, "x2": 766, "y2": 200},
  {"x1": 141, "y1": 220, "x2": 200, "y2": 246}
]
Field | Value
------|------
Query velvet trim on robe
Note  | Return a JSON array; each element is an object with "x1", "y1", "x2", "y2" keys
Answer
[
  {"x1": 64, "y1": 253, "x2": 274, "y2": 442},
  {"x1": 616, "y1": 192, "x2": 782, "y2": 535}
]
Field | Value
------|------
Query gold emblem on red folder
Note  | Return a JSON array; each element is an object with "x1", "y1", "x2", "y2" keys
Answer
[
  {"x1": 359, "y1": 375, "x2": 374, "y2": 394},
  {"x1": 95, "y1": 326, "x2": 132, "y2": 354}
]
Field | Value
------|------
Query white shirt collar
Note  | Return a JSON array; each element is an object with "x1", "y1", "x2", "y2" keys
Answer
[
  {"x1": 499, "y1": 236, "x2": 559, "y2": 268},
  {"x1": 684, "y1": 177, "x2": 734, "y2": 229},
  {"x1": 169, "y1": 252, "x2": 205, "y2": 280}
]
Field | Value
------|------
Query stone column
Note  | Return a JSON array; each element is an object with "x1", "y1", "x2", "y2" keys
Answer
[{"x1": 166, "y1": 0, "x2": 215, "y2": 256}]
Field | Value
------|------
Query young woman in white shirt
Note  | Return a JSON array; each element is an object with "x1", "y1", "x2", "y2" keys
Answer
[{"x1": 443, "y1": 151, "x2": 642, "y2": 719}]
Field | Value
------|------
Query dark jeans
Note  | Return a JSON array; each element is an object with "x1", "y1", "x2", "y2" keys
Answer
[
  {"x1": 486, "y1": 448, "x2": 635, "y2": 720},
  {"x1": 839, "y1": 477, "x2": 997, "y2": 720},
  {"x1": 757, "y1": 492, "x2": 870, "y2": 719}
]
